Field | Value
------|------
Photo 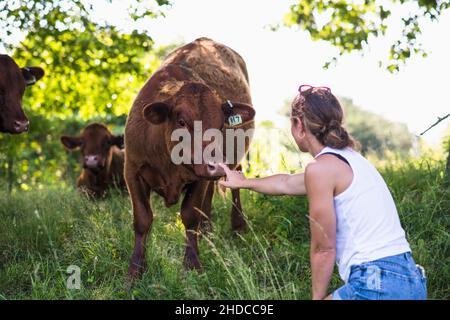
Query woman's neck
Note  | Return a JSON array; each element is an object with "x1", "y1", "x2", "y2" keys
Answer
[{"x1": 307, "y1": 138, "x2": 326, "y2": 157}]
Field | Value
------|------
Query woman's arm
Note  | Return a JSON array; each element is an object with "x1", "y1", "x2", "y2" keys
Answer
[
  {"x1": 305, "y1": 161, "x2": 337, "y2": 300},
  {"x1": 218, "y1": 164, "x2": 306, "y2": 196}
]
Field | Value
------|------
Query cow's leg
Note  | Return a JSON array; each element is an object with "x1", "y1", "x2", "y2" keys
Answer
[
  {"x1": 199, "y1": 181, "x2": 214, "y2": 234},
  {"x1": 231, "y1": 166, "x2": 246, "y2": 232},
  {"x1": 181, "y1": 180, "x2": 208, "y2": 270},
  {"x1": 126, "y1": 169, "x2": 152, "y2": 281},
  {"x1": 231, "y1": 188, "x2": 246, "y2": 233}
]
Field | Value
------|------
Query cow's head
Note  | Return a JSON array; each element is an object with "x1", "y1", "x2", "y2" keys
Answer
[
  {"x1": 142, "y1": 82, "x2": 255, "y2": 179},
  {"x1": 61, "y1": 123, "x2": 124, "y2": 173},
  {"x1": 0, "y1": 55, "x2": 45, "y2": 134}
]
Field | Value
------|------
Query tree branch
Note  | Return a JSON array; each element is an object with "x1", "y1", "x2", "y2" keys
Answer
[{"x1": 420, "y1": 113, "x2": 450, "y2": 136}]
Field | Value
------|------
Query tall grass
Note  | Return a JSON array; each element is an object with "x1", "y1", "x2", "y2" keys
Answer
[{"x1": 0, "y1": 156, "x2": 448, "y2": 299}]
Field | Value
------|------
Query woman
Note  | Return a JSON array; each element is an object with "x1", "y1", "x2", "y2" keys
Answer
[{"x1": 218, "y1": 85, "x2": 427, "y2": 300}]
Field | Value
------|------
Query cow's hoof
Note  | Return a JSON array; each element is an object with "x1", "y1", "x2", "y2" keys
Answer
[
  {"x1": 231, "y1": 221, "x2": 247, "y2": 234},
  {"x1": 127, "y1": 259, "x2": 146, "y2": 283},
  {"x1": 183, "y1": 255, "x2": 202, "y2": 271}
]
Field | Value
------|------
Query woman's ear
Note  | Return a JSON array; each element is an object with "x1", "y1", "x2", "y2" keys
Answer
[
  {"x1": 60, "y1": 136, "x2": 82, "y2": 150},
  {"x1": 298, "y1": 119, "x2": 308, "y2": 140},
  {"x1": 221, "y1": 101, "x2": 255, "y2": 126},
  {"x1": 292, "y1": 116, "x2": 306, "y2": 139},
  {"x1": 143, "y1": 102, "x2": 172, "y2": 124},
  {"x1": 291, "y1": 116, "x2": 301, "y2": 129}
]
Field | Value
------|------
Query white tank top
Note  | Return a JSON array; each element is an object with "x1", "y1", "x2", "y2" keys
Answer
[{"x1": 315, "y1": 146, "x2": 411, "y2": 283}]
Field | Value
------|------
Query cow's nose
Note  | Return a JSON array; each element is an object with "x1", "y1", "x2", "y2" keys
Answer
[
  {"x1": 13, "y1": 120, "x2": 29, "y2": 133},
  {"x1": 207, "y1": 161, "x2": 217, "y2": 172},
  {"x1": 84, "y1": 155, "x2": 100, "y2": 168},
  {"x1": 206, "y1": 161, "x2": 226, "y2": 176}
]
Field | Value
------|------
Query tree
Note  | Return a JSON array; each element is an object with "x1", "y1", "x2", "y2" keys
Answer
[
  {"x1": 283, "y1": 0, "x2": 450, "y2": 72},
  {"x1": 0, "y1": 0, "x2": 173, "y2": 119},
  {"x1": 283, "y1": 0, "x2": 450, "y2": 175},
  {"x1": 0, "y1": 0, "x2": 175, "y2": 191}
]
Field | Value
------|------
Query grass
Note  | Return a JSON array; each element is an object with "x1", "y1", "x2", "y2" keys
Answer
[{"x1": 0, "y1": 156, "x2": 449, "y2": 299}]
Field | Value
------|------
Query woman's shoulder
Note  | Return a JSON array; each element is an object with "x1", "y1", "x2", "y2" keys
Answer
[
  {"x1": 307, "y1": 151, "x2": 353, "y2": 181},
  {"x1": 305, "y1": 156, "x2": 337, "y2": 178},
  {"x1": 304, "y1": 159, "x2": 336, "y2": 193}
]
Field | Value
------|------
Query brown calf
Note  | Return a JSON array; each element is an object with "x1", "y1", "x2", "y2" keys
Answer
[
  {"x1": 125, "y1": 37, "x2": 255, "y2": 279},
  {"x1": 0, "y1": 54, "x2": 45, "y2": 134},
  {"x1": 61, "y1": 123, "x2": 126, "y2": 197}
]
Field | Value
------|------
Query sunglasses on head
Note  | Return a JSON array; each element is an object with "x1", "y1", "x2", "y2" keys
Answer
[{"x1": 298, "y1": 84, "x2": 331, "y2": 94}]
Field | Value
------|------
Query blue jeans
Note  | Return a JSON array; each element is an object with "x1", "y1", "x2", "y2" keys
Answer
[{"x1": 332, "y1": 252, "x2": 427, "y2": 300}]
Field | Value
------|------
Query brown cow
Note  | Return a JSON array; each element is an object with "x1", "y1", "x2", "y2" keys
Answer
[
  {"x1": 61, "y1": 123, "x2": 126, "y2": 198},
  {"x1": 0, "y1": 54, "x2": 45, "y2": 134},
  {"x1": 125, "y1": 37, "x2": 255, "y2": 279}
]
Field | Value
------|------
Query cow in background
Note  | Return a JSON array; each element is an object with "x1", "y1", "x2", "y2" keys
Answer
[
  {"x1": 61, "y1": 123, "x2": 126, "y2": 197},
  {"x1": 0, "y1": 54, "x2": 45, "y2": 134}
]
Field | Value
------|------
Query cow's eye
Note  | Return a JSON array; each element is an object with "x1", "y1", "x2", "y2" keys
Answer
[{"x1": 178, "y1": 119, "x2": 186, "y2": 127}]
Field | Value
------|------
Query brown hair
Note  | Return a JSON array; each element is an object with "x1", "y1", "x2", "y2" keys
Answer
[{"x1": 291, "y1": 87, "x2": 359, "y2": 149}]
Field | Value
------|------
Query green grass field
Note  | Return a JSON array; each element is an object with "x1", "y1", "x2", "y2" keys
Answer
[{"x1": 0, "y1": 157, "x2": 449, "y2": 299}]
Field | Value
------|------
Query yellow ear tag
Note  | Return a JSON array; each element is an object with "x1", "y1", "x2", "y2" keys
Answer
[{"x1": 228, "y1": 115, "x2": 243, "y2": 126}]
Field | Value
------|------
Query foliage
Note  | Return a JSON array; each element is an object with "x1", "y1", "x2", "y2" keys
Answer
[
  {"x1": 0, "y1": 155, "x2": 448, "y2": 299},
  {"x1": 443, "y1": 126, "x2": 450, "y2": 185},
  {"x1": 340, "y1": 96, "x2": 414, "y2": 156},
  {"x1": 283, "y1": 0, "x2": 450, "y2": 72},
  {"x1": 0, "y1": 0, "x2": 170, "y2": 46},
  {"x1": 243, "y1": 120, "x2": 307, "y2": 177},
  {"x1": 0, "y1": 0, "x2": 173, "y2": 117},
  {"x1": 0, "y1": 0, "x2": 178, "y2": 192},
  {"x1": 0, "y1": 41, "x2": 176, "y2": 192}
]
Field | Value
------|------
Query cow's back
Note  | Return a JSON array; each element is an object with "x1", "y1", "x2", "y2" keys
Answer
[{"x1": 162, "y1": 38, "x2": 251, "y2": 105}]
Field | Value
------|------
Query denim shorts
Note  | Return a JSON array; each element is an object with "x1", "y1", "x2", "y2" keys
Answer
[{"x1": 332, "y1": 252, "x2": 427, "y2": 300}]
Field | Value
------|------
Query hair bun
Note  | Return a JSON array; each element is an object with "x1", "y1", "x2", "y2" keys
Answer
[
  {"x1": 323, "y1": 119, "x2": 350, "y2": 149},
  {"x1": 327, "y1": 119, "x2": 341, "y2": 131}
]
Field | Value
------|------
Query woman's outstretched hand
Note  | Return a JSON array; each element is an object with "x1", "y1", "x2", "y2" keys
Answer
[
  {"x1": 218, "y1": 163, "x2": 247, "y2": 190},
  {"x1": 218, "y1": 164, "x2": 306, "y2": 196}
]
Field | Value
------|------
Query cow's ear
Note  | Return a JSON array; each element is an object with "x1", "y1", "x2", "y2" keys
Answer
[
  {"x1": 221, "y1": 101, "x2": 255, "y2": 126},
  {"x1": 22, "y1": 67, "x2": 45, "y2": 86},
  {"x1": 60, "y1": 136, "x2": 82, "y2": 150},
  {"x1": 143, "y1": 102, "x2": 171, "y2": 124},
  {"x1": 110, "y1": 135, "x2": 124, "y2": 149}
]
